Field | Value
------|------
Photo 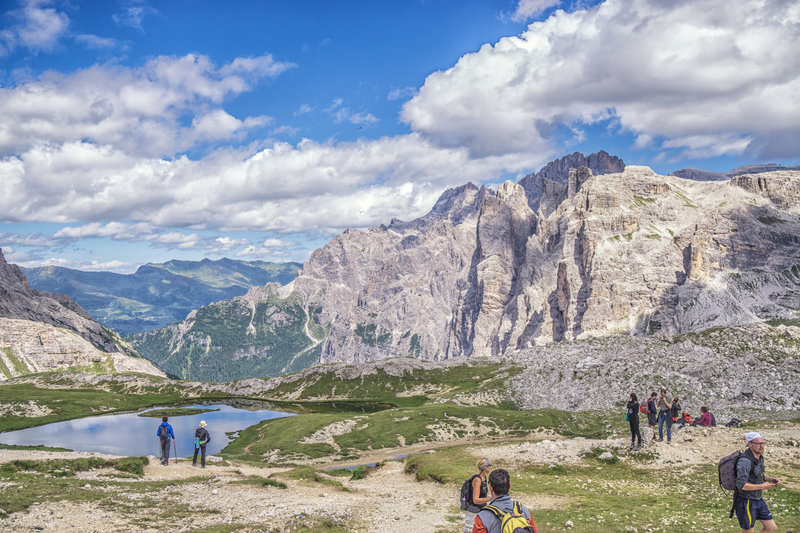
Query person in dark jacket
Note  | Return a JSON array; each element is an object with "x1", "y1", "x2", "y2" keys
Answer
[
  {"x1": 192, "y1": 420, "x2": 211, "y2": 468},
  {"x1": 734, "y1": 431, "x2": 780, "y2": 533},
  {"x1": 626, "y1": 393, "x2": 642, "y2": 450},
  {"x1": 156, "y1": 416, "x2": 174, "y2": 466},
  {"x1": 646, "y1": 392, "x2": 658, "y2": 441},
  {"x1": 671, "y1": 396, "x2": 682, "y2": 421},
  {"x1": 473, "y1": 468, "x2": 536, "y2": 533}
]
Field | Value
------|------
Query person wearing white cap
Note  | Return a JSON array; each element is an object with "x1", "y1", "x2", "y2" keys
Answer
[
  {"x1": 733, "y1": 431, "x2": 780, "y2": 533},
  {"x1": 192, "y1": 420, "x2": 211, "y2": 468}
]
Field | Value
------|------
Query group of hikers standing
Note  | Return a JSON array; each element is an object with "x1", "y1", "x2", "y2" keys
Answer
[
  {"x1": 625, "y1": 388, "x2": 716, "y2": 449},
  {"x1": 156, "y1": 416, "x2": 211, "y2": 467}
]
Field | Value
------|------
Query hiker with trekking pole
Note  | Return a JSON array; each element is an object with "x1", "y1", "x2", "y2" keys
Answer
[{"x1": 157, "y1": 416, "x2": 175, "y2": 466}]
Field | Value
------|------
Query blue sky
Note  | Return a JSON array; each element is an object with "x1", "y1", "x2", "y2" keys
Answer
[{"x1": 1, "y1": 0, "x2": 798, "y2": 273}]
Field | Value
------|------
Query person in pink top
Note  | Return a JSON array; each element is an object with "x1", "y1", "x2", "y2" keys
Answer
[{"x1": 693, "y1": 405, "x2": 714, "y2": 426}]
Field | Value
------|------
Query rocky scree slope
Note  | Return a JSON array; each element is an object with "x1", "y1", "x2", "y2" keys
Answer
[{"x1": 0, "y1": 249, "x2": 163, "y2": 379}]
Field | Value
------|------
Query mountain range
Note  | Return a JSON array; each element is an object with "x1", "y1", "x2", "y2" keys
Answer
[
  {"x1": 24, "y1": 259, "x2": 301, "y2": 336},
  {"x1": 127, "y1": 151, "x2": 800, "y2": 381}
]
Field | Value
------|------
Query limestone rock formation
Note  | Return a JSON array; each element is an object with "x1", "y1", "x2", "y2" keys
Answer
[
  {"x1": 518, "y1": 150, "x2": 625, "y2": 210},
  {"x1": 290, "y1": 165, "x2": 799, "y2": 366},
  {"x1": 131, "y1": 154, "x2": 800, "y2": 380},
  {"x1": 0, "y1": 249, "x2": 163, "y2": 379}
]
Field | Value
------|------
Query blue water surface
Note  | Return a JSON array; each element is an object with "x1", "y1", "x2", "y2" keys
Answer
[{"x1": 0, "y1": 403, "x2": 293, "y2": 457}]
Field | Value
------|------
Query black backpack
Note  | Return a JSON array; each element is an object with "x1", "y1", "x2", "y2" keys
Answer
[
  {"x1": 459, "y1": 474, "x2": 480, "y2": 510},
  {"x1": 725, "y1": 417, "x2": 741, "y2": 428},
  {"x1": 710, "y1": 413, "x2": 717, "y2": 427},
  {"x1": 159, "y1": 424, "x2": 170, "y2": 440}
]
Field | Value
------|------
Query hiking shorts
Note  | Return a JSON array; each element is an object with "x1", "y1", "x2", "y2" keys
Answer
[{"x1": 734, "y1": 496, "x2": 772, "y2": 530}]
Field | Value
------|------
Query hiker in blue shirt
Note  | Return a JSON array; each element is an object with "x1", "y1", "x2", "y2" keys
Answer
[{"x1": 157, "y1": 416, "x2": 175, "y2": 465}]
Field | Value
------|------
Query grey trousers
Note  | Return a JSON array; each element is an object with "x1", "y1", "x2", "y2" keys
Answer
[{"x1": 160, "y1": 438, "x2": 171, "y2": 464}]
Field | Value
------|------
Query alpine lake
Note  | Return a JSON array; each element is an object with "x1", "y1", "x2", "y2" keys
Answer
[{"x1": 0, "y1": 399, "x2": 393, "y2": 458}]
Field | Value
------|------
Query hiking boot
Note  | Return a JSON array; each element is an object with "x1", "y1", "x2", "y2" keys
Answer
[
  {"x1": 634, "y1": 444, "x2": 642, "y2": 451},
  {"x1": 629, "y1": 443, "x2": 635, "y2": 450},
  {"x1": 657, "y1": 438, "x2": 663, "y2": 442},
  {"x1": 667, "y1": 439, "x2": 672, "y2": 444}
]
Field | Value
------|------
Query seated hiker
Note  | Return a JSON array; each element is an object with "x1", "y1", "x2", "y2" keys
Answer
[
  {"x1": 473, "y1": 468, "x2": 537, "y2": 533},
  {"x1": 192, "y1": 420, "x2": 211, "y2": 468},
  {"x1": 463, "y1": 458, "x2": 493, "y2": 533},
  {"x1": 156, "y1": 416, "x2": 175, "y2": 466},
  {"x1": 692, "y1": 405, "x2": 715, "y2": 426}
]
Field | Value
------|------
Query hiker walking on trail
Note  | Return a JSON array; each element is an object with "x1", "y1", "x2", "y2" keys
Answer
[
  {"x1": 656, "y1": 388, "x2": 673, "y2": 443},
  {"x1": 463, "y1": 458, "x2": 493, "y2": 533},
  {"x1": 473, "y1": 468, "x2": 537, "y2": 533},
  {"x1": 626, "y1": 393, "x2": 642, "y2": 450},
  {"x1": 157, "y1": 416, "x2": 175, "y2": 466},
  {"x1": 192, "y1": 420, "x2": 211, "y2": 468},
  {"x1": 734, "y1": 432, "x2": 780, "y2": 533}
]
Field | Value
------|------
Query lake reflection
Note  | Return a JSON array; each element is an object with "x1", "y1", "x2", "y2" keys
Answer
[{"x1": 0, "y1": 403, "x2": 294, "y2": 457}]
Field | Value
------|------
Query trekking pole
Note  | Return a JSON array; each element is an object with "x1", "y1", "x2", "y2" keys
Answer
[{"x1": 173, "y1": 438, "x2": 178, "y2": 464}]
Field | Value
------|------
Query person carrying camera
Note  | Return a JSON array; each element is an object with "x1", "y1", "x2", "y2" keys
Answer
[{"x1": 656, "y1": 388, "x2": 673, "y2": 443}]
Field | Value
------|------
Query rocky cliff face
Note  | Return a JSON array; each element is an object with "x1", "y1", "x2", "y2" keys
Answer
[
  {"x1": 290, "y1": 165, "x2": 799, "y2": 366},
  {"x1": 0, "y1": 249, "x2": 163, "y2": 379},
  {"x1": 131, "y1": 154, "x2": 800, "y2": 379}
]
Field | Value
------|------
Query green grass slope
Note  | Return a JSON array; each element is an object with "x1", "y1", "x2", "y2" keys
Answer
[{"x1": 128, "y1": 289, "x2": 326, "y2": 381}]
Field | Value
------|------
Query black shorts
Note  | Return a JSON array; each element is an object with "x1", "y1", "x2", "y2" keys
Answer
[
  {"x1": 734, "y1": 496, "x2": 773, "y2": 530},
  {"x1": 647, "y1": 412, "x2": 657, "y2": 426}
]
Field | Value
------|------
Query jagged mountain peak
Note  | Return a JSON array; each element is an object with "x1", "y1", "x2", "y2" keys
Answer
[{"x1": 518, "y1": 150, "x2": 625, "y2": 211}]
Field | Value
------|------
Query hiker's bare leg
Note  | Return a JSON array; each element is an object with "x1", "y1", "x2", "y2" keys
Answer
[
  {"x1": 741, "y1": 520, "x2": 778, "y2": 533},
  {"x1": 759, "y1": 519, "x2": 777, "y2": 533}
]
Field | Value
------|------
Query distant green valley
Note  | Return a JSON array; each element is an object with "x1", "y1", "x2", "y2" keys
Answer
[
  {"x1": 127, "y1": 286, "x2": 326, "y2": 381},
  {"x1": 24, "y1": 258, "x2": 301, "y2": 336}
]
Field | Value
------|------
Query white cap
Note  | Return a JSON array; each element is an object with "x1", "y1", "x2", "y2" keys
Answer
[
  {"x1": 199, "y1": 420, "x2": 207, "y2": 427},
  {"x1": 745, "y1": 431, "x2": 763, "y2": 443}
]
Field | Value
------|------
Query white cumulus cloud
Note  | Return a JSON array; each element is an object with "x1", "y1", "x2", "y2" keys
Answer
[
  {"x1": 0, "y1": 53, "x2": 294, "y2": 159},
  {"x1": 1, "y1": 0, "x2": 70, "y2": 56},
  {"x1": 403, "y1": 0, "x2": 800, "y2": 160}
]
